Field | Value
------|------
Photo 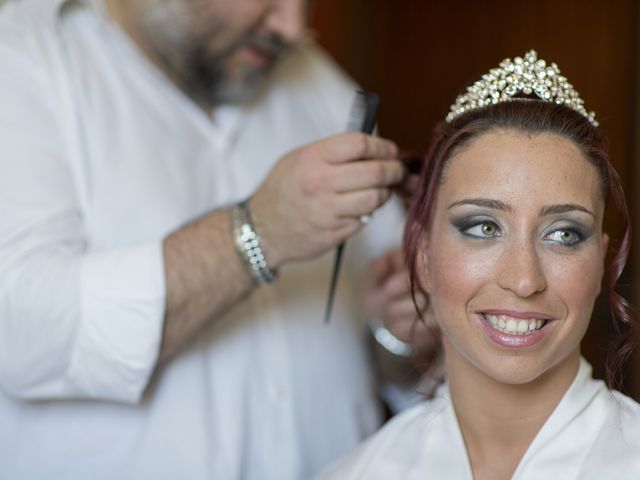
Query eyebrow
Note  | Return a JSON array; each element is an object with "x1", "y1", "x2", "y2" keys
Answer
[
  {"x1": 448, "y1": 198, "x2": 595, "y2": 218},
  {"x1": 447, "y1": 198, "x2": 512, "y2": 211},
  {"x1": 539, "y1": 203, "x2": 595, "y2": 219}
]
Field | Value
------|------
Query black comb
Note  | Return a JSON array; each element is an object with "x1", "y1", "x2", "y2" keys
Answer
[{"x1": 324, "y1": 90, "x2": 380, "y2": 324}]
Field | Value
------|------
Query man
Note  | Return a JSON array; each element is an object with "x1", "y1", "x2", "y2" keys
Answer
[{"x1": 0, "y1": 0, "x2": 417, "y2": 478}]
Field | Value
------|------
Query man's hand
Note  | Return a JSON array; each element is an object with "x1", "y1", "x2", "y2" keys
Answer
[
  {"x1": 250, "y1": 132, "x2": 403, "y2": 268},
  {"x1": 364, "y1": 248, "x2": 433, "y2": 348},
  {"x1": 161, "y1": 133, "x2": 403, "y2": 362}
]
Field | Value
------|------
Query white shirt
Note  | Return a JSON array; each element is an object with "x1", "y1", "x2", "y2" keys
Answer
[
  {"x1": 317, "y1": 358, "x2": 640, "y2": 479},
  {"x1": 0, "y1": 1, "x2": 404, "y2": 478}
]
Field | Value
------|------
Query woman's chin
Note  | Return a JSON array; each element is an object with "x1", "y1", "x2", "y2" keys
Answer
[{"x1": 461, "y1": 349, "x2": 580, "y2": 390}]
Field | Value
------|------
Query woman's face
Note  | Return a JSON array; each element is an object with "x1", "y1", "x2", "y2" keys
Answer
[{"x1": 419, "y1": 130, "x2": 608, "y2": 386}]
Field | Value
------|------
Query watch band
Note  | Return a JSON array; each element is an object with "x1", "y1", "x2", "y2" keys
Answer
[{"x1": 230, "y1": 200, "x2": 278, "y2": 284}]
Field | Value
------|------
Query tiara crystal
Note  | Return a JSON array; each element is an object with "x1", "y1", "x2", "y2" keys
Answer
[{"x1": 446, "y1": 50, "x2": 598, "y2": 127}]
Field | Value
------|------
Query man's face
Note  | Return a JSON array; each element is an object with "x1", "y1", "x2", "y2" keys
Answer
[{"x1": 124, "y1": 0, "x2": 310, "y2": 106}]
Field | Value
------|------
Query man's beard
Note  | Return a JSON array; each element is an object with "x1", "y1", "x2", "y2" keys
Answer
[
  {"x1": 138, "y1": 1, "x2": 291, "y2": 108},
  {"x1": 186, "y1": 32, "x2": 290, "y2": 106}
]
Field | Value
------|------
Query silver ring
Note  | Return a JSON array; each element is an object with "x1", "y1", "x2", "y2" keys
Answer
[{"x1": 359, "y1": 214, "x2": 372, "y2": 225}]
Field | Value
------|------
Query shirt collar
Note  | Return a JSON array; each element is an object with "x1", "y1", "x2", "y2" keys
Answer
[
  {"x1": 52, "y1": 0, "x2": 98, "y2": 20},
  {"x1": 437, "y1": 358, "x2": 605, "y2": 479},
  {"x1": 51, "y1": 0, "x2": 246, "y2": 147}
]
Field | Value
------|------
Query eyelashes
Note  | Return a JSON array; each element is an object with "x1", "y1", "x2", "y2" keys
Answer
[
  {"x1": 454, "y1": 218, "x2": 501, "y2": 239},
  {"x1": 543, "y1": 228, "x2": 585, "y2": 246},
  {"x1": 451, "y1": 216, "x2": 589, "y2": 247},
  {"x1": 452, "y1": 216, "x2": 504, "y2": 241}
]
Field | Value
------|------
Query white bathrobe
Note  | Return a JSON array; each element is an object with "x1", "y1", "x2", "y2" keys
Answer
[{"x1": 318, "y1": 359, "x2": 640, "y2": 479}]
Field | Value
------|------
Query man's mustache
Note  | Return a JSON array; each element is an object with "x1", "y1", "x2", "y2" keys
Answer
[{"x1": 234, "y1": 31, "x2": 291, "y2": 60}]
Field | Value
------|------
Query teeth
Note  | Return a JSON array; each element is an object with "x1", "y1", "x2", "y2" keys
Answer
[{"x1": 483, "y1": 314, "x2": 547, "y2": 336}]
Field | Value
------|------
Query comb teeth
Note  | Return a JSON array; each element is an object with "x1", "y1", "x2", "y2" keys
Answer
[{"x1": 347, "y1": 91, "x2": 379, "y2": 133}]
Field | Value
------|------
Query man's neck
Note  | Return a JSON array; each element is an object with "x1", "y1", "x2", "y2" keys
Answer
[
  {"x1": 103, "y1": 1, "x2": 159, "y2": 68},
  {"x1": 103, "y1": 0, "x2": 214, "y2": 113}
]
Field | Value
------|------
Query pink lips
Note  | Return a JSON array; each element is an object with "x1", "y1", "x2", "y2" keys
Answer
[{"x1": 477, "y1": 311, "x2": 554, "y2": 348}]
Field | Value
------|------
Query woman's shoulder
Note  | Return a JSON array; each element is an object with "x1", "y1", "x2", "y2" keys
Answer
[
  {"x1": 607, "y1": 390, "x2": 640, "y2": 444},
  {"x1": 578, "y1": 389, "x2": 640, "y2": 478},
  {"x1": 315, "y1": 396, "x2": 450, "y2": 480}
]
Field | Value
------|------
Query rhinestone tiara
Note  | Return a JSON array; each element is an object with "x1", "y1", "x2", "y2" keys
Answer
[{"x1": 446, "y1": 50, "x2": 598, "y2": 127}]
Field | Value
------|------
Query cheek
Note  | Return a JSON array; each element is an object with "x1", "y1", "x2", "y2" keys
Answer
[
  {"x1": 547, "y1": 251, "x2": 604, "y2": 315},
  {"x1": 422, "y1": 237, "x2": 496, "y2": 315},
  {"x1": 184, "y1": 2, "x2": 246, "y2": 45}
]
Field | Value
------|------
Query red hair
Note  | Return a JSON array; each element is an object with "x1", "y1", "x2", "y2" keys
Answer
[{"x1": 404, "y1": 100, "x2": 635, "y2": 390}]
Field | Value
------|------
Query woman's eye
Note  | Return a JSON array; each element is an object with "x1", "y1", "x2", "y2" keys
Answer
[
  {"x1": 463, "y1": 222, "x2": 501, "y2": 239},
  {"x1": 544, "y1": 229, "x2": 583, "y2": 246}
]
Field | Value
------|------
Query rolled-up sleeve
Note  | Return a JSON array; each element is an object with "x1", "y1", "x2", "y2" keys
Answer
[
  {"x1": 0, "y1": 35, "x2": 165, "y2": 403},
  {"x1": 69, "y1": 245, "x2": 165, "y2": 402}
]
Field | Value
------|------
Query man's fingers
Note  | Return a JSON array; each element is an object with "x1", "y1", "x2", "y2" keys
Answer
[
  {"x1": 387, "y1": 297, "x2": 419, "y2": 319},
  {"x1": 382, "y1": 271, "x2": 412, "y2": 298},
  {"x1": 331, "y1": 160, "x2": 405, "y2": 192},
  {"x1": 389, "y1": 249, "x2": 405, "y2": 275},
  {"x1": 314, "y1": 132, "x2": 398, "y2": 164},
  {"x1": 387, "y1": 315, "x2": 434, "y2": 346},
  {"x1": 333, "y1": 188, "x2": 392, "y2": 218},
  {"x1": 368, "y1": 251, "x2": 396, "y2": 286},
  {"x1": 366, "y1": 250, "x2": 408, "y2": 299},
  {"x1": 392, "y1": 173, "x2": 420, "y2": 206},
  {"x1": 331, "y1": 217, "x2": 365, "y2": 241}
]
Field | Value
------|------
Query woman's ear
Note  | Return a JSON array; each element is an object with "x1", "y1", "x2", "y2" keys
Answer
[{"x1": 416, "y1": 237, "x2": 432, "y2": 293}]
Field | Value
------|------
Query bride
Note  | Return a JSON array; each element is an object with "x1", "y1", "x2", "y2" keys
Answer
[{"x1": 318, "y1": 51, "x2": 640, "y2": 480}]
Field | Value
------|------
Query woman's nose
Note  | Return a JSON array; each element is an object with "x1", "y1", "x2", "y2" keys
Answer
[{"x1": 496, "y1": 240, "x2": 547, "y2": 297}]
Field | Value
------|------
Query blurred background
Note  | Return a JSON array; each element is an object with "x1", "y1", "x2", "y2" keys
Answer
[{"x1": 312, "y1": 0, "x2": 640, "y2": 399}]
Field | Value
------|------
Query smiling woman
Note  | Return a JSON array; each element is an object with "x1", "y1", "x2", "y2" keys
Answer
[
  {"x1": 317, "y1": 51, "x2": 640, "y2": 480},
  {"x1": 424, "y1": 129, "x2": 608, "y2": 391}
]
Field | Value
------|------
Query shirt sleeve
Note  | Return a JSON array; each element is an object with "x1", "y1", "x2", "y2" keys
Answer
[{"x1": 0, "y1": 32, "x2": 165, "y2": 404}]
